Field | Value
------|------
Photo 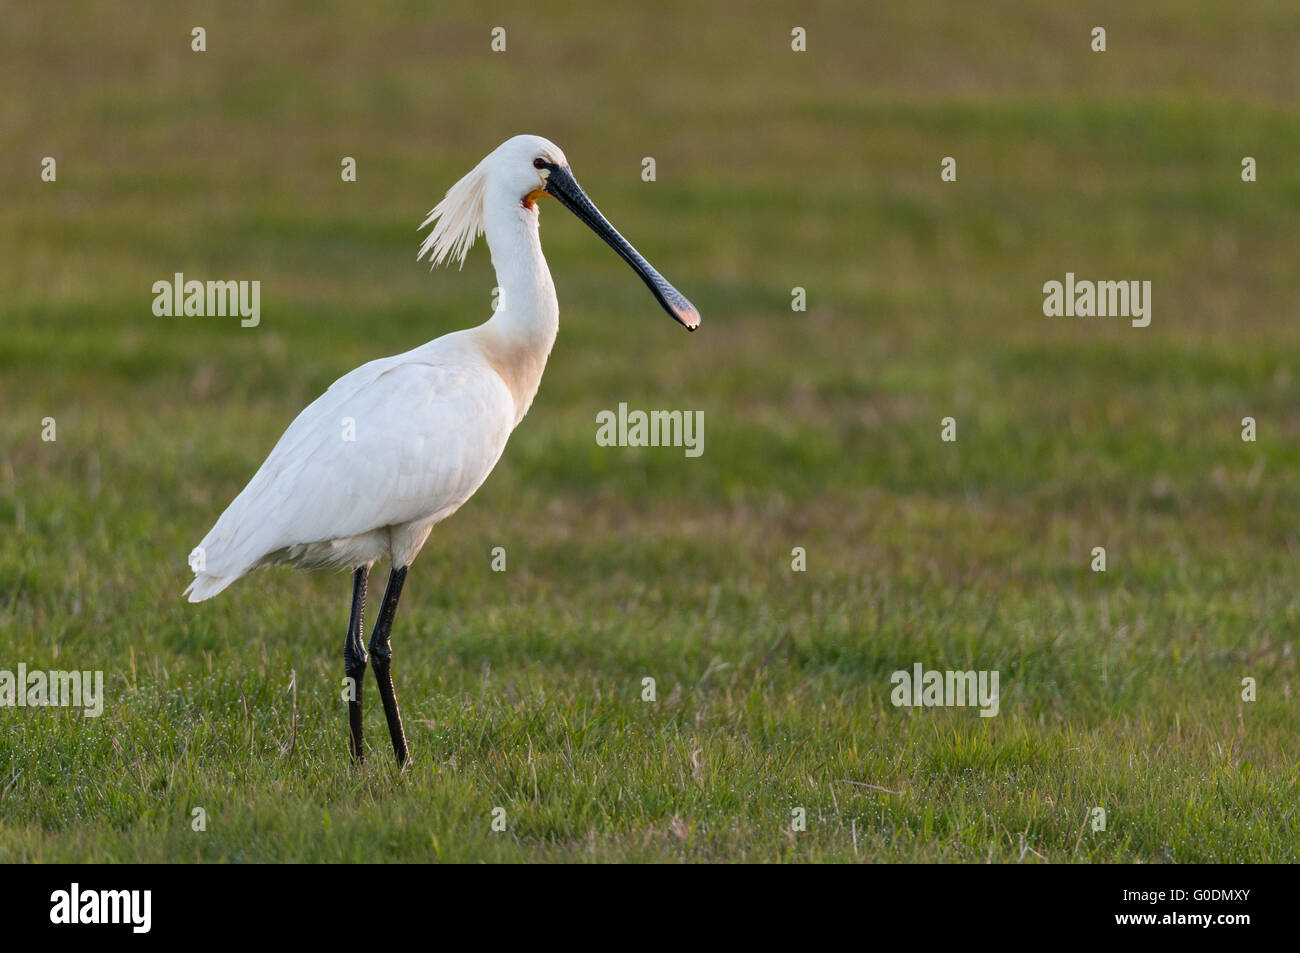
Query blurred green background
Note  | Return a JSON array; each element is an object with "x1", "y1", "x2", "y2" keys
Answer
[{"x1": 0, "y1": 1, "x2": 1296, "y2": 861}]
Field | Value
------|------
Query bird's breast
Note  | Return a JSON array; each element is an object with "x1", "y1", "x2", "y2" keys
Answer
[{"x1": 472, "y1": 323, "x2": 557, "y2": 428}]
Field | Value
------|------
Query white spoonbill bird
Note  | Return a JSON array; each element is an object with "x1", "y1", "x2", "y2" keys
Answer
[{"x1": 186, "y1": 135, "x2": 699, "y2": 766}]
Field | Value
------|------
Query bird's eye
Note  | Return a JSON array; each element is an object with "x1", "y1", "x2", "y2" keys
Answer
[{"x1": 532, "y1": 157, "x2": 548, "y2": 170}]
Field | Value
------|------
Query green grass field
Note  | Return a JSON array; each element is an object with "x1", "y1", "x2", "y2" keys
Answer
[{"x1": 1, "y1": 1, "x2": 1297, "y2": 862}]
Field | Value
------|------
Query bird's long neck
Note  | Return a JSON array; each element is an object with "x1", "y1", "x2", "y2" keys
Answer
[{"x1": 476, "y1": 189, "x2": 559, "y2": 426}]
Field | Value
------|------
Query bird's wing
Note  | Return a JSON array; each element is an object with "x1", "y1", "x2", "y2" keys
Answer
[{"x1": 191, "y1": 353, "x2": 514, "y2": 584}]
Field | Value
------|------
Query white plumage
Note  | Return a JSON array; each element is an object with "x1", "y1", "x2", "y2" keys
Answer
[
  {"x1": 186, "y1": 340, "x2": 515, "y2": 600},
  {"x1": 186, "y1": 135, "x2": 699, "y2": 602},
  {"x1": 186, "y1": 137, "x2": 561, "y2": 601},
  {"x1": 185, "y1": 134, "x2": 699, "y2": 764}
]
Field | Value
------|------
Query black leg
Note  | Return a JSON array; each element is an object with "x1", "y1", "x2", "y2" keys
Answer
[
  {"x1": 344, "y1": 565, "x2": 369, "y2": 763},
  {"x1": 369, "y1": 565, "x2": 410, "y2": 767}
]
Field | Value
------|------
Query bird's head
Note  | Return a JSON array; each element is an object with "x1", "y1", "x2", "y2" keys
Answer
[
  {"x1": 419, "y1": 135, "x2": 700, "y2": 332},
  {"x1": 483, "y1": 134, "x2": 569, "y2": 210}
]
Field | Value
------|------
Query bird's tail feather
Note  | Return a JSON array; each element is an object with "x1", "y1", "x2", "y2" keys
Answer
[{"x1": 185, "y1": 572, "x2": 238, "y2": 603}]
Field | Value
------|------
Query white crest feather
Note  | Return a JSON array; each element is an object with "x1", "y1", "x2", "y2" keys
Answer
[{"x1": 418, "y1": 155, "x2": 490, "y2": 269}]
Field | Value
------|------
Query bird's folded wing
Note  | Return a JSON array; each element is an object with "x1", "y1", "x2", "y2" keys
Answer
[{"x1": 194, "y1": 356, "x2": 515, "y2": 579}]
